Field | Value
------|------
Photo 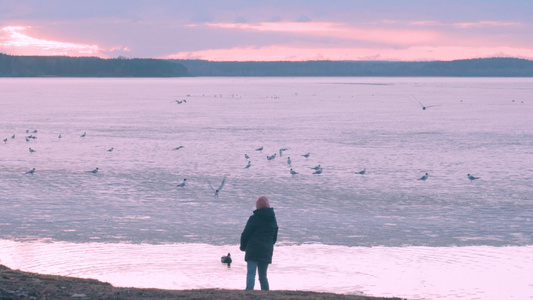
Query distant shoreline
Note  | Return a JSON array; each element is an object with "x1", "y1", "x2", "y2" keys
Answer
[{"x1": 2, "y1": 53, "x2": 533, "y2": 77}]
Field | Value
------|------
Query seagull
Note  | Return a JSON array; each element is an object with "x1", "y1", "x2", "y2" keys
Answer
[
  {"x1": 221, "y1": 253, "x2": 232, "y2": 268},
  {"x1": 11, "y1": 134, "x2": 15, "y2": 139},
  {"x1": 107, "y1": 147, "x2": 114, "y2": 152},
  {"x1": 410, "y1": 95, "x2": 437, "y2": 110},
  {"x1": 26, "y1": 129, "x2": 29, "y2": 133},
  {"x1": 172, "y1": 146, "x2": 184, "y2": 151},
  {"x1": 29, "y1": 147, "x2": 36, "y2": 153},
  {"x1": 177, "y1": 178, "x2": 187, "y2": 187},
  {"x1": 311, "y1": 165, "x2": 321, "y2": 170},
  {"x1": 244, "y1": 154, "x2": 250, "y2": 159},
  {"x1": 2, "y1": 138, "x2": 6, "y2": 143},
  {"x1": 58, "y1": 134, "x2": 62, "y2": 139},
  {"x1": 80, "y1": 132, "x2": 86, "y2": 137},
  {"x1": 290, "y1": 169, "x2": 298, "y2": 175},
  {"x1": 32, "y1": 130, "x2": 38, "y2": 133},
  {"x1": 208, "y1": 176, "x2": 226, "y2": 199},
  {"x1": 313, "y1": 168, "x2": 323, "y2": 175},
  {"x1": 301, "y1": 153, "x2": 310, "y2": 158},
  {"x1": 356, "y1": 168, "x2": 366, "y2": 175},
  {"x1": 26, "y1": 168, "x2": 35, "y2": 175},
  {"x1": 279, "y1": 148, "x2": 288, "y2": 157},
  {"x1": 255, "y1": 146, "x2": 263, "y2": 151},
  {"x1": 267, "y1": 153, "x2": 277, "y2": 160},
  {"x1": 467, "y1": 174, "x2": 480, "y2": 181},
  {"x1": 88, "y1": 167, "x2": 99, "y2": 174},
  {"x1": 244, "y1": 161, "x2": 251, "y2": 169},
  {"x1": 418, "y1": 173, "x2": 429, "y2": 181},
  {"x1": 287, "y1": 157, "x2": 292, "y2": 166},
  {"x1": 25, "y1": 138, "x2": 30, "y2": 142}
]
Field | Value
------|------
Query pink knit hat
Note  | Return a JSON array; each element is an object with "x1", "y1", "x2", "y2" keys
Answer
[{"x1": 256, "y1": 196, "x2": 270, "y2": 209}]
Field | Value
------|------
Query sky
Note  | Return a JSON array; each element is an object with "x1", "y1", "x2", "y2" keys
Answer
[{"x1": 1, "y1": 0, "x2": 533, "y2": 61}]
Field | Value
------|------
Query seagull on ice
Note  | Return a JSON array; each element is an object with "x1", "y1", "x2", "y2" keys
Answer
[
  {"x1": 107, "y1": 147, "x2": 114, "y2": 152},
  {"x1": 2, "y1": 138, "x2": 6, "y2": 143},
  {"x1": 255, "y1": 146, "x2": 263, "y2": 151},
  {"x1": 311, "y1": 165, "x2": 321, "y2": 170},
  {"x1": 356, "y1": 168, "x2": 366, "y2": 175},
  {"x1": 418, "y1": 173, "x2": 429, "y2": 181},
  {"x1": 26, "y1": 168, "x2": 35, "y2": 175},
  {"x1": 467, "y1": 174, "x2": 480, "y2": 181},
  {"x1": 313, "y1": 168, "x2": 323, "y2": 175},
  {"x1": 244, "y1": 154, "x2": 250, "y2": 159},
  {"x1": 244, "y1": 161, "x2": 251, "y2": 169},
  {"x1": 267, "y1": 153, "x2": 277, "y2": 160},
  {"x1": 80, "y1": 132, "x2": 86, "y2": 137},
  {"x1": 301, "y1": 153, "x2": 310, "y2": 158},
  {"x1": 172, "y1": 146, "x2": 184, "y2": 151},
  {"x1": 287, "y1": 157, "x2": 292, "y2": 166},
  {"x1": 29, "y1": 147, "x2": 36, "y2": 153},
  {"x1": 208, "y1": 176, "x2": 227, "y2": 199},
  {"x1": 279, "y1": 148, "x2": 288, "y2": 157},
  {"x1": 221, "y1": 253, "x2": 232, "y2": 268},
  {"x1": 290, "y1": 169, "x2": 298, "y2": 175},
  {"x1": 11, "y1": 134, "x2": 15, "y2": 139},
  {"x1": 58, "y1": 134, "x2": 62, "y2": 139},
  {"x1": 177, "y1": 179, "x2": 187, "y2": 187},
  {"x1": 88, "y1": 167, "x2": 99, "y2": 174}
]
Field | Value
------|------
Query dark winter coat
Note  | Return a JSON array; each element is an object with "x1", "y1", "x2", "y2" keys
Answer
[{"x1": 240, "y1": 207, "x2": 278, "y2": 263}]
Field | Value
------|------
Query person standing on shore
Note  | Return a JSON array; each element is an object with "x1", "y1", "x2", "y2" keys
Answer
[{"x1": 240, "y1": 196, "x2": 278, "y2": 290}]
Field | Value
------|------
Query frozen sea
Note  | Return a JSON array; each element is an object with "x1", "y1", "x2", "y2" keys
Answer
[{"x1": 0, "y1": 77, "x2": 532, "y2": 299}]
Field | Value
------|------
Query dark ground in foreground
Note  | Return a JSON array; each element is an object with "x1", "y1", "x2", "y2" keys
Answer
[{"x1": 0, "y1": 265, "x2": 405, "y2": 300}]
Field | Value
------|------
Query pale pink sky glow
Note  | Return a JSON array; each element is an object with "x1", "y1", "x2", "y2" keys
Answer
[
  {"x1": 1, "y1": 1, "x2": 532, "y2": 61},
  {"x1": 166, "y1": 45, "x2": 533, "y2": 62}
]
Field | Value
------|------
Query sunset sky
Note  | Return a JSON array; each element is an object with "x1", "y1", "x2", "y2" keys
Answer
[{"x1": 1, "y1": 0, "x2": 532, "y2": 61}]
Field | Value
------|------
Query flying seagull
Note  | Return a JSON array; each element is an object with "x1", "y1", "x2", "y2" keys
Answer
[
  {"x1": 279, "y1": 148, "x2": 288, "y2": 157},
  {"x1": 410, "y1": 95, "x2": 437, "y2": 110},
  {"x1": 208, "y1": 176, "x2": 227, "y2": 199}
]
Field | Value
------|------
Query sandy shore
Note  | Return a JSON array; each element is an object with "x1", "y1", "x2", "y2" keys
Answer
[{"x1": 0, "y1": 264, "x2": 404, "y2": 300}]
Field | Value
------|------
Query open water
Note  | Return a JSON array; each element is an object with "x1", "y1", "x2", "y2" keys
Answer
[{"x1": 1, "y1": 77, "x2": 532, "y2": 299}]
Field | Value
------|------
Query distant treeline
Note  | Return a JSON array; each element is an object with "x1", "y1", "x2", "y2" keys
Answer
[
  {"x1": 174, "y1": 57, "x2": 533, "y2": 77},
  {"x1": 0, "y1": 53, "x2": 187, "y2": 77},
  {"x1": 2, "y1": 53, "x2": 533, "y2": 77}
]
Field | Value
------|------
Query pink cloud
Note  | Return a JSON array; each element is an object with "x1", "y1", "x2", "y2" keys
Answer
[
  {"x1": 0, "y1": 26, "x2": 102, "y2": 56},
  {"x1": 202, "y1": 21, "x2": 440, "y2": 45},
  {"x1": 166, "y1": 45, "x2": 533, "y2": 62}
]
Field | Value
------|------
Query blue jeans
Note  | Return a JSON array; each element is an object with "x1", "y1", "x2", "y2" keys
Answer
[{"x1": 246, "y1": 260, "x2": 269, "y2": 290}]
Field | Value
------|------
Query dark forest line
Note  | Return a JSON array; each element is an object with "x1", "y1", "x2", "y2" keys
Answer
[
  {"x1": 174, "y1": 57, "x2": 533, "y2": 77},
  {"x1": 0, "y1": 54, "x2": 187, "y2": 77},
  {"x1": 1, "y1": 53, "x2": 533, "y2": 77}
]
